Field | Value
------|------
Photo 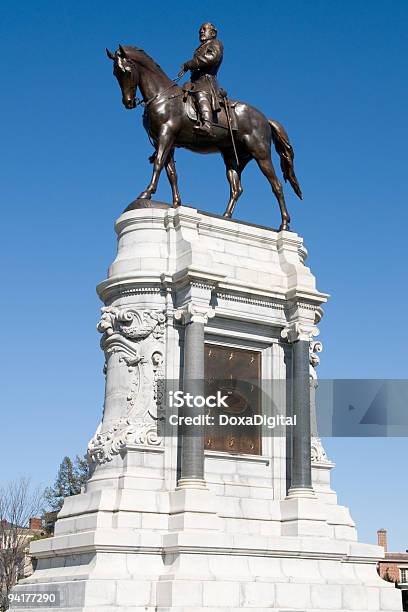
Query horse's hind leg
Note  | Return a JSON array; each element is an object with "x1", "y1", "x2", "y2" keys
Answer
[
  {"x1": 222, "y1": 154, "x2": 246, "y2": 218},
  {"x1": 255, "y1": 154, "x2": 290, "y2": 231},
  {"x1": 165, "y1": 150, "x2": 182, "y2": 208}
]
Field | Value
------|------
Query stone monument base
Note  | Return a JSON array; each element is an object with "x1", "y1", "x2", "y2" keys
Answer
[
  {"x1": 13, "y1": 205, "x2": 401, "y2": 611},
  {"x1": 14, "y1": 479, "x2": 401, "y2": 611}
]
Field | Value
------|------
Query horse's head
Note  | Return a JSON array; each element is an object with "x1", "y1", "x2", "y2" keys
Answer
[{"x1": 106, "y1": 45, "x2": 138, "y2": 109}]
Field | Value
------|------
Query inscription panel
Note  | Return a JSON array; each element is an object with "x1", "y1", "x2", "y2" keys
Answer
[{"x1": 204, "y1": 343, "x2": 262, "y2": 455}]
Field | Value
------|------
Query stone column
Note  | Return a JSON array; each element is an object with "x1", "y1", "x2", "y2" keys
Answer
[
  {"x1": 175, "y1": 303, "x2": 215, "y2": 489},
  {"x1": 282, "y1": 323, "x2": 317, "y2": 498},
  {"x1": 291, "y1": 338, "x2": 313, "y2": 494}
]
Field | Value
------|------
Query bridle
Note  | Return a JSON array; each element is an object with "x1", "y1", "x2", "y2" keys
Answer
[{"x1": 122, "y1": 58, "x2": 184, "y2": 109}]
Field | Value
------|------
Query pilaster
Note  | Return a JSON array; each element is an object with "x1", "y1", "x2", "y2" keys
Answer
[
  {"x1": 281, "y1": 321, "x2": 318, "y2": 499},
  {"x1": 174, "y1": 302, "x2": 215, "y2": 491}
]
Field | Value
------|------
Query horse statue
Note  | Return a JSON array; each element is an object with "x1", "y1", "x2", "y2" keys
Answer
[{"x1": 106, "y1": 44, "x2": 302, "y2": 231}]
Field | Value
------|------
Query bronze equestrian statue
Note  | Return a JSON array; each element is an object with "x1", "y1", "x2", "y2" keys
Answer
[{"x1": 106, "y1": 24, "x2": 302, "y2": 230}]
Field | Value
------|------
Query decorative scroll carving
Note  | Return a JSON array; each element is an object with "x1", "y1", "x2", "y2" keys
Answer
[
  {"x1": 309, "y1": 340, "x2": 323, "y2": 374},
  {"x1": 311, "y1": 437, "x2": 329, "y2": 463},
  {"x1": 98, "y1": 307, "x2": 165, "y2": 343},
  {"x1": 88, "y1": 417, "x2": 161, "y2": 464},
  {"x1": 308, "y1": 334, "x2": 331, "y2": 465},
  {"x1": 152, "y1": 351, "x2": 165, "y2": 413},
  {"x1": 88, "y1": 307, "x2": 166, "y2": 464}
]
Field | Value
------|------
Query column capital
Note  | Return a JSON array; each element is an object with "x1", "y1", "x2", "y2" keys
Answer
[
  {"x1": 174, "y1": 302, "x2": 215, "y2": 325},
  {"x1": 281, "y1": 322, "x2": 319, "y2": 344}
]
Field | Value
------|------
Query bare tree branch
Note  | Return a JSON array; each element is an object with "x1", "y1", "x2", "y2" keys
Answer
[{"x1": 0, "y1": 478, "x2": 44, "y2": 611}]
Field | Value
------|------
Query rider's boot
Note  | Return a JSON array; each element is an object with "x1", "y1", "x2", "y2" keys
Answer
[{"x1": 194, "y1": 96, "x2": 215, "y2": 137}]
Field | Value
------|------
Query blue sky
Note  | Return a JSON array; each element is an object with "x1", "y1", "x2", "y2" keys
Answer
[{"x1": 1, "y1": 0, "x2": 407, "y2": 549}]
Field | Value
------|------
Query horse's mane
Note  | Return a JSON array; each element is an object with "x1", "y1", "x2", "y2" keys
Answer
[{"x1": 122, "y1": 46, "x2": 169, "y2": 79}]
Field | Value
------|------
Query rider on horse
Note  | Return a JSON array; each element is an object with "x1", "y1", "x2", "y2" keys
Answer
[
  {"x1": 179, "y1": 22, "x2": 223, "y2": 137},
  {"x1": 107, "y1": 29, "x2": 302, "y2": 229}
]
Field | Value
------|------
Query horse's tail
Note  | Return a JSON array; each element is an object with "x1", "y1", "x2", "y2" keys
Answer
[{"x1": 268, "y1": 119, "x2": 303, "y2": 200}]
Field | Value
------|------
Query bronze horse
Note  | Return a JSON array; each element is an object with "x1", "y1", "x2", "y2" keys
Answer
[{"x1": 107, "y1": 45, "x2": 302, "y2": 230}]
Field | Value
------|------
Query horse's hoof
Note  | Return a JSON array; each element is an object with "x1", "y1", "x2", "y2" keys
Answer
[
  {"x1": 137, "y1": 192, "x2": 152, "y2": 200},
  {"x1": 279, "y1": 222, "x2": 290, "y2": 232},
  {"x1": 173, "y1": 201, "x2": 182, "y2": 208},
  {"x1": 223, "y1": 211, "x2": 232, "y2": 218}
]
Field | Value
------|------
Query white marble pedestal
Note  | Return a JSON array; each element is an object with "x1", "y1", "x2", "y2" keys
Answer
[{"x1": 13, "y1": 205, "x2": 401, "y2": 611}]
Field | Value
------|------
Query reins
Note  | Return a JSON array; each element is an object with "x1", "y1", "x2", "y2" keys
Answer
[{"x1": 134, "y1": 74, "x2": 184, "y2": 109}]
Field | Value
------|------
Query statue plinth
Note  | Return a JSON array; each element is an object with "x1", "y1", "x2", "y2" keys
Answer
[
  {"x1": 13, "y1": 204, "x2": 401, "y2": 611},
  {"x1": 123, "y1": 197, "x2": 172, "y2": 212}
]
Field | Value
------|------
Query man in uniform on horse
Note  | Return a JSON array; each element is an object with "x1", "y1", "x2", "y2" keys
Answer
[{"x1": 179, "y1": 22, "x2": 223, "y2": 137}]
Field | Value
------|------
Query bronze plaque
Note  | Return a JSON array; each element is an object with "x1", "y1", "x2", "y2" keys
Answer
[{"x1": 204, "y1": 344, "x2": 262, "y2": 455}]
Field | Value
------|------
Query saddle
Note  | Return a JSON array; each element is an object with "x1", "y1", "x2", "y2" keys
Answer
[{"x1": 182, "y1": 85, "x2": 238, "y2": 131}]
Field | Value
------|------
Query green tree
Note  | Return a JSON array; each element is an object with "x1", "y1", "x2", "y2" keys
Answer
[{"x1": 44, "y1": 455, "x2": 88, "y2": 512}]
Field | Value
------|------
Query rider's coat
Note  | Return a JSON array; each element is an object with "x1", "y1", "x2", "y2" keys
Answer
[{"x1": 184, "y1": 39, "x2": 224, "y2": 111}]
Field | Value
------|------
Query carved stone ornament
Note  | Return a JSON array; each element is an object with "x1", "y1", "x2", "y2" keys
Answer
[
  {"x1": 281, "y1": 322, "x2": 320, "y2": 344},
  {"x1": 98, "y1": 307, "x2": 166, "y2": 344},
  {"x1": 309, "y1": 340, "x2": 323, "y2": 378},
  {"x1": 308, "y1": 336, "x2": 331, "y2": 465},
  {"x1": 174, "y1": 302, "x2": 215, "y2": 325},
  {"x1": 88, "y1": 307, "x2": 166, "y2": 464},
  {"x1": 311, "y1": 437, "x2": 329, "y2": 463},
  {"x1": 88, "y1": 416, "x2": 161, "y2": 464}
]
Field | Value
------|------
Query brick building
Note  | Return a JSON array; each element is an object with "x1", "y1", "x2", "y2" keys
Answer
[
  {"x1": 0, "y1": 516, "x2": 44, "y2": 582},
  {"x1": 377, "y1": 528, "x2": 408, "y2": 611}
]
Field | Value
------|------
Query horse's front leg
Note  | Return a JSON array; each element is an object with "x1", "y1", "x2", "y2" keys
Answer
[
  {"x1": 138, "y1": 126, "x2": 175, "y2": 200},
  {"x1": 165, "y1": 150, "x2": 182, "y2": 208}
]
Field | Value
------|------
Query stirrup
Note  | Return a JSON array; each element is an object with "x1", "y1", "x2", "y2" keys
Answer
[{"x1": 194, "y1": 121, "x2": 215, "y2": 137}]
